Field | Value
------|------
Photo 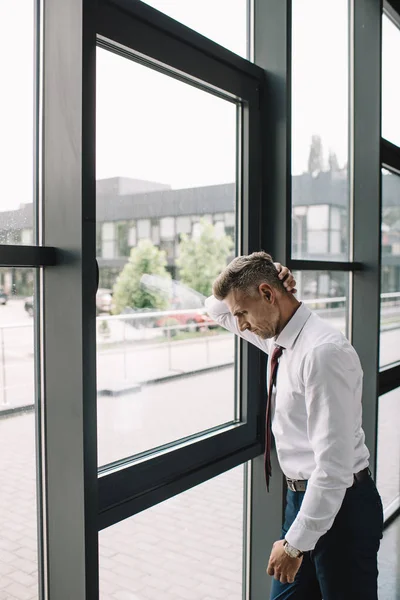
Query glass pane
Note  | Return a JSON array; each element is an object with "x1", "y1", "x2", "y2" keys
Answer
[
  {"x1": 0, "y1": 270, "x2": 38, "y2": 598},
  {"x1": 293, "y1": 270, "x2": 349, "y2": 336},
  {"x1": 376, "y1": 388, "x2": 400, "y2": 511},
  {"x1": 291, "y1": 0, "x2": 350, "y2": 260},
  {"x1": 142, "y1": 0, "x2": 249, "y2": 59},
  {"x1": 0, "y1": 0, "x2": 35, "y2": 245},
  {"x1": 96, "y1": 48, "x2": 237, "y2": 467},
  {"x1": 382, "y1": 14, "x2": 400, "y2": 147},
  {"x1": 380, "y1": 169, "x2": 400, "y2": 368},
  {"x1": 99, "y1": 465, "x2": 244, "y2": 599}
]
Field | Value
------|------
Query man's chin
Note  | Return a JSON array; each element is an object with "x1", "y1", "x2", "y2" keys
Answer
[{"x1": 256, "y1": 330, "x2": 269, "y2": 339}]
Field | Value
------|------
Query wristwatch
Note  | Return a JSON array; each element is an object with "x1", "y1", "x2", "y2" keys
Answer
[{"x1": 283, "y1": 539, "x2": 303, "y2": 559}]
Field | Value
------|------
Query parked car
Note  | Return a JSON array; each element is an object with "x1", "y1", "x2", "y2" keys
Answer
[
  {"x1": 96, "y1": 288, "x2": 113, "y2": 315},
  {"x1": 139, "y1": 275, "x2": 218, "y2": 335},
  {"x1": 24, "y1": 289, "x2": 113, "y2": 317},
  {"x1": 0, "y1": 288, "x2": 8, "y2": 305},
  {"x1": 24, "y1": 296, "x2": 34, "y2": 316}
]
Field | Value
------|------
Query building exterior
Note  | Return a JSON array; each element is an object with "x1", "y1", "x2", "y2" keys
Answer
[{"x1": 0, "y1": 172, "x2": 399, "y2": 297}]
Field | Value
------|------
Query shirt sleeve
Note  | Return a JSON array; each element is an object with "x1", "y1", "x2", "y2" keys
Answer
[
  {"x1": 204, "y1": 295, "x2": 269, "y2": 354},
  {"x1": 285, "y1": 342, "x2": 361, "y2": 551}
]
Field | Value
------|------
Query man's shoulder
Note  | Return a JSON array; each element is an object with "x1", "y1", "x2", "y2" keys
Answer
[
  {"x1": 301, "y1": 313, "x2": 362, "y2": 372},
  {"x1": 302, "y1": 311, "x2": 357, "y2": 354}
]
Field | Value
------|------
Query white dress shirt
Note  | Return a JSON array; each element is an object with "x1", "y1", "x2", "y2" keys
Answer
[{"x1": 205, "y1": 296, "x2": 370, "y2": 551}]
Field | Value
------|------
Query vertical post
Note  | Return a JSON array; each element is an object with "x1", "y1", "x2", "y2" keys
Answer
[
  {"x1": 123, "y1": 318, "x2": 127, "y2": 380},
  {"x1": 41, "y1": 0, "x2": 98, "y2": 597},
  {"x1": 249, "y1": 1, "x2": 291, "y2": 598},
  {"x1": 167, "y1": 324, "x2": 172, "y2": 372},
  {"x1": 351, "y1": 0, "x2": 382, "y2": 477},
  {"x1": 1, "y1": 327, "x2": 7, "y2": 405}
]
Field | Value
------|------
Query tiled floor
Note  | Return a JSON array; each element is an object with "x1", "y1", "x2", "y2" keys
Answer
[{"x1": 378, "y1": 516, "x2": 400, "y2": 599}]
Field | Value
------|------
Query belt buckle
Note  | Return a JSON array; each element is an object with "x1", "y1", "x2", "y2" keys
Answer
[{"x1": 287, "y1": 479, "x2": 297, "y2": 492}]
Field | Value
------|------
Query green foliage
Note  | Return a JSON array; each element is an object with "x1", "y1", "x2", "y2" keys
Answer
[
  {"x1": 176, "y1": 219, "x2": 233, "y2": 297},
  {"x1": 112, "y1": 239, "x2": 171, "y2": 313}
]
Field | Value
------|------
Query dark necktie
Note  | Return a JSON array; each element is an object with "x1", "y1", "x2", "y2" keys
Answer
[{"x1": 265, "y1": 344, "x2": 283, "y2": 491}]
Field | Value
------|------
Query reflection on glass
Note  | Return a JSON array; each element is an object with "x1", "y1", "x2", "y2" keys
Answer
[
  {"x1": 380, "y1": 169, "x2": 400, "y2": 368},
  {"x1": 293, "y1": 270, "x2": 348, "y2": 336},
  {"x1": 142, "y1": 0, "x2": 249, "y2": 58},
  {"x1": 291, "y1": 0, "x2": 349, "y2": 260},
  {"x1": 96, "y1": 48, "x2": 237, "y2": 466},
  {"x1": 0, "y1": 275, "x2": 38, "y2": 598},
  {"x1": 0, "y1": 0, "x2": 35, "y2": 246},
  {"x1": 99, "y1": 465, "x2": 244, "y2": 599},
  {"x1": 382, "y1": 14, "x2": 400, "y2": 147},
  {"x1": 376, "y1": 389, "x2": 400, "y2": 511}
]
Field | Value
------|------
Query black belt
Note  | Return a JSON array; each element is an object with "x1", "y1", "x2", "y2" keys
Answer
[{"x1": 286, "y1": 467, "x2": 371, "y2": 492}]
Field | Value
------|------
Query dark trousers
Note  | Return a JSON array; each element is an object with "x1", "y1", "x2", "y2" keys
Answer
[{"x1": 270, "y1": 473, "x2": 384, "y2": 600}]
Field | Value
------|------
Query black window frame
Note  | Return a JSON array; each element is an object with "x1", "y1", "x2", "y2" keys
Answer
[{"x1": 95, "y1": 0, "x2": 267, "y2": 530}]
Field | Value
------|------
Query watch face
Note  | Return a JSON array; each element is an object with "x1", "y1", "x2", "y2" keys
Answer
[{"x1": 285, "y1": 543, "x2": 300, "y2": 558}]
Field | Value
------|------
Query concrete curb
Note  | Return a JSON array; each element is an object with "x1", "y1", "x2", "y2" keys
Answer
[{"x1": 0, "y1": 362, "x2": 234, "y2": 418}]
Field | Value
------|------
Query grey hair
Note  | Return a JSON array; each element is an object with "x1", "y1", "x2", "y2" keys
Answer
[{"x1": 212, "y1": 251, "x2": 285, "y2": 300}]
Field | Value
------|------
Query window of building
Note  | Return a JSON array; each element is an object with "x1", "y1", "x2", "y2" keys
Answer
[
  {"x1": 291, "y1": 0, "x2": 350, "y2": 260},
  {"x1": 160, "y1": 217, "x2": 175, "y2": 240},
  {"x1": 137, "y1": 218, "x2": 151, "y2": 239},
  {"x1": 382, "y1": 14, "x2": 400, "y2": 147},
  {"x1": 102, "y1": 222, "x2": 115, "y2": 259}
]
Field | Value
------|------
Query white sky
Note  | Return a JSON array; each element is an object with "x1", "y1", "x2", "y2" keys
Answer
[{"x1": 0, "y1": 0, "x2": 399, "y2": 213}]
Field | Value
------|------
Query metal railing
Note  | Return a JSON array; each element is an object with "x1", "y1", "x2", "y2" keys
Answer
[{"x1": 1, "y1": 293, "x2": 400, "y2": 408}]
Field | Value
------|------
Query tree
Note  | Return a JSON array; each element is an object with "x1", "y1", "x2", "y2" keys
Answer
[
  {"x1": 176, "y1": 219, "x2": 234, "y2": 297},
  {"x1": 328, "y1": 150, "x2": 340, "y2": 172},
  {"x1": 112, "y1": 239, "x2": 171, "y2": 313},
  {"x1": 307, "y1": 134, "x2": 324, "y2": 177}
]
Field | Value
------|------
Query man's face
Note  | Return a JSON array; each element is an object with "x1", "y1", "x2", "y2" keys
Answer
[{"x1": 225, "y1": 286, "x2": 280, "y2": 339}]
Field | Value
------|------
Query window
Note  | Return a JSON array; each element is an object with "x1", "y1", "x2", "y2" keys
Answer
[
  {"x1": 0, "y1": 3, "x2": 39, "y2": 594},
  {"x1": 96, "y1": 47, "x2": 239, "y2": 467},
  {"x1": 291, "y1": 0, "x2": 350, "y2": 260},
  {"x1": 176, "y1": 216, "x2": 191, "y2": 235},
  {"x1": 0, "y1": 1, "x2": 35, "y2": 247},
  {"x1": 116, "y1": 221, "x2": 129, "y2": 257},
  {"x1": 293, "y1": 270, "x2": 349, "y2": 336},
  {"x1": 99, "y1": 465, "x2": 244, "y2": 599},
  {"x1": 376, "y1": 388, "x2": 400, "y2": 513},
  {"x1": 102, "y1": 222, "x2": 115, "y2": 259},
  {"x1": 142, "y1": 0, "x2": 249, "y2": 59},
  {"x1": 380, "y1": 169, "x2": 400, "y2": 367},
  {"x1": 382, "y1": 14, "x2": 400, "y2": 147},
  {"x1": 160, "y1": 217, "x2": 175, "y2": 241},
  {"x1": 137, "y1": 219, "x2": 151, "y2": 240}
]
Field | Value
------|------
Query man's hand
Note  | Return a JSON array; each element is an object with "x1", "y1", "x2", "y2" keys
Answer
[
  {"x1": 267, "y1": 540, "x2": 303, "y2": 584},
  {"x1": 274, "y1": 263, "x2": 297, "y2": 294}
]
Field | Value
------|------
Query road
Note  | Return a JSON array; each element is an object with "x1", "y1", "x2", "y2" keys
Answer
[{"x1": 0, "y1": 299, "x2": 400, "y2": 410}]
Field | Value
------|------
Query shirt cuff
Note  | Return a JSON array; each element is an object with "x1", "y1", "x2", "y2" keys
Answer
[{"x1": 284, "y1": 522, "x2": 322, "y2": 553}]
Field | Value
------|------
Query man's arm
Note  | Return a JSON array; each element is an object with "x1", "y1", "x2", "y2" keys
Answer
[
  {"x1": 284, "y1": 342, "x2": 361, "y2": 552},
  {"x1": 204, "y1": 295, "x2": 269, "y2": 352}
]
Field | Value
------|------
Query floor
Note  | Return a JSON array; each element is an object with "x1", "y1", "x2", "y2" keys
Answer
[{"x1": 378, "y1": 515, "x2": 400, "y2": 600}]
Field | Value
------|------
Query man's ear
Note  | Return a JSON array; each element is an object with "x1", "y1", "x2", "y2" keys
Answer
[{"x1": 259, "y1": 283, "x2": 274, "y2": 303}]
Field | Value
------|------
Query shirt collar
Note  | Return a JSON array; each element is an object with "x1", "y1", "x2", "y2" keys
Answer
[{"x1": 274, "y1": 302, "x2": 311, "y2": 350}]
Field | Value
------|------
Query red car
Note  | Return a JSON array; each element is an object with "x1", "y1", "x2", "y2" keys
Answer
[{"x1": 156, "y1": 308, "x2": 217, "y2": 335}]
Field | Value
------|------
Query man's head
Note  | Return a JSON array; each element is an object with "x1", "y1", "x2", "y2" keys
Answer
[{"x1": 212, "y1": 251, "x2": 298, "y2": 339}]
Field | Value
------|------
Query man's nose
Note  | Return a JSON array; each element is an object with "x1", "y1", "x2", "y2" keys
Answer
[{"x1": 239, "y1": 320, "x2": 250, "y2": 332}]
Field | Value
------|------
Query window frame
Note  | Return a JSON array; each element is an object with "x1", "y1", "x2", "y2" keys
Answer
[{"x1": 95, "y1": 0, "x2": 266, "y2": 530}]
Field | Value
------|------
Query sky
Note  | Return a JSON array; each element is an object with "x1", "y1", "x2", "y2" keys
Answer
[{"x1": 0, "y1": 0, "x2": 399, "y2": 213}]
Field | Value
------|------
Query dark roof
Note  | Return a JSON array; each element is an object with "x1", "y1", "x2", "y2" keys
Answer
[
  {"x1": 96, "y1": 182, "x2": 235, "y2": 222},
  {"x1": 0, "y1": 172, "x2": 398, "y2": 229}
]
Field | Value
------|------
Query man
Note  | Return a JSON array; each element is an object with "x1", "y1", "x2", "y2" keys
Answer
[{"x1": 205, "y1": 252, "x2": 383, "y2": 600}]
